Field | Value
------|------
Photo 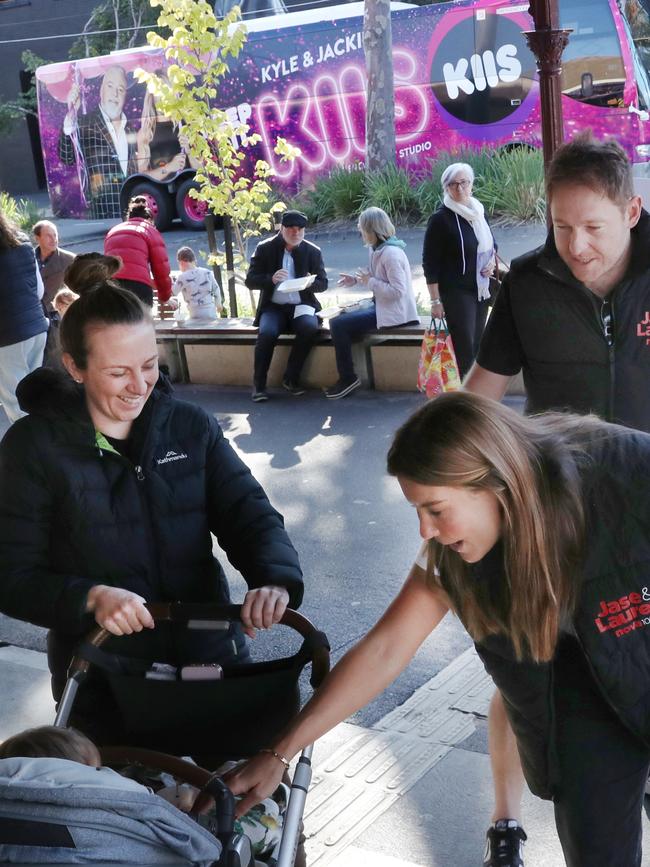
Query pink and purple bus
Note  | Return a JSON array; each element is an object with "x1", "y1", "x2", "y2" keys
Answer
[{"x1": 35, "y1": 0, "x2": 650, "y2": 228}]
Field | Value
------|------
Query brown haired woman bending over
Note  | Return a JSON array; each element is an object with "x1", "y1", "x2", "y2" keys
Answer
[{"x1": 228, "y1": 392, "x2": 650, "y2": 867}]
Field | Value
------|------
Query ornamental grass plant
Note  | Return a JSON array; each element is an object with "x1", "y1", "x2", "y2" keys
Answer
[
  {"x1": 0, "y1": 191, "x2": 44, "y2": 232},
  {"x1": 289, "y1": 147, "x2": 545, "y2": 225}
]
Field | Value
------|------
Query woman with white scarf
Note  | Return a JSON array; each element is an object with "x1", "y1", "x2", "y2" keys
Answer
[{"x1": 422, "y1": 162, "x2": 496, "y2": 378}]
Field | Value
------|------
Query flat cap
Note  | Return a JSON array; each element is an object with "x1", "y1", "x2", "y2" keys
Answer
[{"x1": 281, "y1": 210, "x2": 308, "y2": 228}]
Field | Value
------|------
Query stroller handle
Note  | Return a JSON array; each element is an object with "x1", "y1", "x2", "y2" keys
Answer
[{"x1": 70, "y1": 603, "x2": 330, "y2": 688}]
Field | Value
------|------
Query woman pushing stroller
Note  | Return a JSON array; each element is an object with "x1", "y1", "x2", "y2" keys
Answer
[
  {"x1": 230, "y1": 392, "x2": 650, "y2": 867},
  {"x1": 0, "y1": 279, "x2": 303, "y2": 743}
]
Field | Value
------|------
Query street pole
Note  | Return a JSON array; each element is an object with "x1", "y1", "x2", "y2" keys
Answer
[{"x1": 523, "y1": 0, "x2": 571, "y2": 224}]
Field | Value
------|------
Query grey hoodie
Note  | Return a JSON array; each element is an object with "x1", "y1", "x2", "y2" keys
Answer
[{"x1": 0, "y1": 757, "x2": 221, "y2": 864}]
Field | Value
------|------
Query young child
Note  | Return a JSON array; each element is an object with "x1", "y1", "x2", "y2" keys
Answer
[
  {"x1": 0, "y1": 726, "x2": 284, "y2": 860},
  {"x1": 52, "y1": 287, "x2": 79, "y2": 318},
  {"x1": 0, "y1": 724, "x2": 100, "y2": 766},
  {"x1": 171, "y1": 246, "x2": 223, "y2": 320}
]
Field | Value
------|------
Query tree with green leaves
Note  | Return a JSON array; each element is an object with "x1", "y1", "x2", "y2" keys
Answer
[
  {"x1": 136, "y1": 0, "x2": 298, "y2": 315},
  {"x1": 70, "y1": 0, "x2": 164, "y2": 60},
  {"x1": 0, "y1": 51, "x2": 46, "y2": 136}
]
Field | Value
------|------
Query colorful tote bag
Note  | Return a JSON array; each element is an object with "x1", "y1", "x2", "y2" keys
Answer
[{"x1": 417, "y1": 317, "x2": 462, "y2": 398}]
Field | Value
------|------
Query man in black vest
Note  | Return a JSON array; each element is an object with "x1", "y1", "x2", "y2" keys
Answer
[
  {"x1": 464, "y1": 133, "x2": 650, "y2": 867},
  {"x1": 245, "y1": 211, "x2": 328, "y2": 402}
]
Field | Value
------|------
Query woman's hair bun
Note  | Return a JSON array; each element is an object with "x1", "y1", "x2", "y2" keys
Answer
[{"x1": 64, "y1": 252, "x2": 122, "y2": 295}]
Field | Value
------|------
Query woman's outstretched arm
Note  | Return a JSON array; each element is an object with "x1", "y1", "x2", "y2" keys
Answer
[{"x1": 227, "y1": 566, "x2": 449, "y2": 815}]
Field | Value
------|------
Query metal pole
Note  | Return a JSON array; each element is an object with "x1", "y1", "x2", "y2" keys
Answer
[
  {"x1": 275, "y1": 744, "x2": 314, "y2": 867},
  {"x1": 223, "y1": 216, "x2": 238, "y2": 317},
  {"x1": 523, "y1": 0, "x2": 571, "y2": 225}
]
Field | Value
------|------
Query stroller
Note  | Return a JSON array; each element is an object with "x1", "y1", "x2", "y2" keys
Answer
[{"x1": 0, "y1": 603, "x2": 330, "y2": 867}]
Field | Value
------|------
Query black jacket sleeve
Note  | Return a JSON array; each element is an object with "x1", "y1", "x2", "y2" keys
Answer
[
  {"x1": 0, "y1": 421, "x2": 96, "y2": 634},
  {"x1": 204, "y1": 416, "x2": 304, "y2": 608},
  {"x1": 300, "y1": 244, "x2": 327, "y2": 304},
  {"x1": 422, "y1": 210, "x2": 446, "y2": 284},
  {"x1": 476, "y1": 271, "x2": 524, "y2": 375},
  {"x1": 245, "y1": 239, "x2": 277, "y2": 293}
]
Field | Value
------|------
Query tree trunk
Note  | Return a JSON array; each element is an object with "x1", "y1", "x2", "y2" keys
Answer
[{"x1": 363, "y1": 0, "x2": 395, "y2": 171}]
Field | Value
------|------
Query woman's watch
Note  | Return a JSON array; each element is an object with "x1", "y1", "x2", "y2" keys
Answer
[{"x1": 431, "y1": 299, "x2": 442, "y2": 306}]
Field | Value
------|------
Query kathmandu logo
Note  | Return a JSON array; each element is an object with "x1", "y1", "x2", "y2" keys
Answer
[{"x1": 156, "y1": 449, "x2": 188, "y2": 465}]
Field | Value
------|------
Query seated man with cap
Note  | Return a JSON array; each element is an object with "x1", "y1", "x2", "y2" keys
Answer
[{"x1": 245, "y1": 210, "x2": 328, "y2": 401}]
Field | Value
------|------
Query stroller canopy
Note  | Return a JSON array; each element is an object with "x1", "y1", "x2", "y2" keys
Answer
[{"x1": 0, "y1": 757, "x2": 221, "y2": 864}]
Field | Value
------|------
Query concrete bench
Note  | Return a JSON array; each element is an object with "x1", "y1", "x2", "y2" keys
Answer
[{"x1": 155, "y1": 316, "x2": 428, "y2": 391}]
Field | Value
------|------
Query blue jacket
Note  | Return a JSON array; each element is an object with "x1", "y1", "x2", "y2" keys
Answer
[{"x1": 0, "y1": 242, "x2": 48, "y2": 348}]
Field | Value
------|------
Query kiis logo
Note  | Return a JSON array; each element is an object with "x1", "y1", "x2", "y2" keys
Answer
[
  {"x1": 443, "y1": 46, "x2": 521, "y2": 101},
  {"x1": 430, "y1": 13, "x2": 536, "y2": 126}
]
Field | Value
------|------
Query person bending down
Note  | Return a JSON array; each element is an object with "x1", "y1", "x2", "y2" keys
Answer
[{"x1": 227, "y1": 392, "x2": 650, "y2": 867}]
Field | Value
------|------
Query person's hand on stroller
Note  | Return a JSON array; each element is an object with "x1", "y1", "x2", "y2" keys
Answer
[
  {"x1": 240, "y1": 585, "x2": 289, "y2": 638},
  {"x1": 223, "y1": 750, "x2": 287, "y2": 818},
  {"x1": 85, "y1": 585, "x2": 155, "y2": 636}
]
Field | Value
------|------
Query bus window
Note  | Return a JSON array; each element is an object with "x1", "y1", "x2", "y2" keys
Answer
[
  {"x1": 620, "y1": 0, "x2": 650, "y2": 81},
  {"x1": 560, "y1": 0, "x2": 626, "y2": 106}
]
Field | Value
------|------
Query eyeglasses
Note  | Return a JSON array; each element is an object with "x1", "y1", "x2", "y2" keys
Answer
[{"x1": 448, "y1": 180, "x2": 471, "y2": 189}]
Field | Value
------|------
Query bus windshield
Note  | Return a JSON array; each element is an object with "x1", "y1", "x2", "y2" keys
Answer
[
  {"x1": 560, "y1": 0, "x2": 626, "y2": 106},
  {"x1": 619, "y1": 0, "x2": 650, "y2": 77}
]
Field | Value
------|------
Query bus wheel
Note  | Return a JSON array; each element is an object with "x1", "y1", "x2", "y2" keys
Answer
[
  {"x1": 128, "y1": 182, "x2": 173, "y2": 231},
  {"x1": 175, "y1": 179, "x2": 208, "y2": 230}
]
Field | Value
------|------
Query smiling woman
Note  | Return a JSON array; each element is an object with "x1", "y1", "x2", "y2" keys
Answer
[
  {"x1": 0, "y1": 281, "x2": 304, "y2": 744},
  {"x1": 226, "y1": 391, "x2": 650, "y2": 867}
]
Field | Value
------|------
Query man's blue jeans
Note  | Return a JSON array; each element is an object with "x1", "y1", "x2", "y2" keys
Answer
[
  {"x1": 329, "y1": 305, "x2": 378, "y2": 381},
  {"x1": 254, "y1": 303, "x2": 319, "y2": 389}
]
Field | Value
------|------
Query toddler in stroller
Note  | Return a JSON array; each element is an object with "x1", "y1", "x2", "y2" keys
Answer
[
  {"x1": 0, "y1": 604, "x2": 329, "y2": 867},
  {"x1": 0, "y1": 725, "x2": 286, "y2": 865}
]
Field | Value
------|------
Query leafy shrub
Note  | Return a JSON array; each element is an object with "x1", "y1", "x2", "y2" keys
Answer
[
  {"x1": 280, "y1": 146, "x2": 546, "y2": 225},
  {"x1": 477, "y1": 147, "x2": 546, "y2": 223},
  {"x1": 0, "y1": 191, "x2": 44, "y2": 232},
  {"x1": 361, "y1": 165, "x2": 420, "y2": 223}
]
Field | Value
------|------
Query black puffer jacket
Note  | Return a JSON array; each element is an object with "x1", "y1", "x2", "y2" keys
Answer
[
  {"x1": 457, "y1": 424, "x2": 650, "y2": 799},
  {"x1": 0, "y1": 368, "x2": 303, "y2": 643}
]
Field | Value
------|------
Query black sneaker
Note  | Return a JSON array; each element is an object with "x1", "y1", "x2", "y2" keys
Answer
[
  {"x1": 324, "y1": 378, "x2": 361, "y2": 400},
  {"x1": 251, "y1": 389, "x2": 269, "y2": 402},
  {"x1": 282, "y1": 379, "x2": 305, "y2": 396},
  {"x1": 483, "y1": 820, "x2": 527, "y2": 867}
]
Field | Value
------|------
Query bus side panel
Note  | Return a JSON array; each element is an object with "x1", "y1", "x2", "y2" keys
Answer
[{"x1": 34, "y1": 0, "x2": 645, "y2": 219}]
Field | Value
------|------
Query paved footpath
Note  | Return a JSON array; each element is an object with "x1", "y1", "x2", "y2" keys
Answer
[
  {"x1": 0, "y1": 640, "x2": 569, "y2": 866},
  {"x1": 2, "y1": 204, "x2": 649, "y2": 863}
]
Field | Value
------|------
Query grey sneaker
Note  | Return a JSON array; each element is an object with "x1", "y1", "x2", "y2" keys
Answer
[
  {"x1": 251, "y1": 389, "x2": 269, "y2": 402},
  {"x1": 282, "y1": 379, "x2": 305, "y2": 396},
  {"x1": 324, "y1": 377, "x2": 361, "y2": 400},
  {"x1": 483, "y1": 820, "x2": 526, "y2": 867}
]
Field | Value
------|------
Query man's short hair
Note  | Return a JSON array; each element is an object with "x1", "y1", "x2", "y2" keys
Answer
[
  {"x1": 33, "y1": 219, "x2": 57, "y2": 238},
  {"x1": 546, "y1": 132, "x2": 634, "y2": 207},
  {"x1": 177, "y1": 246, "x2": 196, "y2": 263}
]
